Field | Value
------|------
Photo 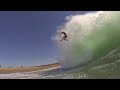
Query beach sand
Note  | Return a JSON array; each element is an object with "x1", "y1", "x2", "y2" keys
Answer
[{"x1": 0, "y1": 63, "x2": 60, "y2": 74}]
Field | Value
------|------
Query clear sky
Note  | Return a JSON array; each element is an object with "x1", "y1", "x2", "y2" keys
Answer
[{"x1": 0, "y1": 11, "x2": 92, "y2": 67}]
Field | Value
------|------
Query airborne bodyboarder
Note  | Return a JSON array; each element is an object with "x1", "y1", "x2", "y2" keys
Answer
[{"x1": 60, "y1": 32, "x2": 68, "y2": 42}]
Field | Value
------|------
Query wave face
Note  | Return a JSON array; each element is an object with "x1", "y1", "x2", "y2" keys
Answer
[{"x1": 53, "y1": 11, "x2": 120, "y2": 69}]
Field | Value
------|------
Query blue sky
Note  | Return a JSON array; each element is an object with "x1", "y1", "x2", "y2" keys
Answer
[{"x1": 0, "y1": 11, "x2": 92, "y2": 67}]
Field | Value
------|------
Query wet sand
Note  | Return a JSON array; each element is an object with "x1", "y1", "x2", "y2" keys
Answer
[{"x1": 0, "y1": 63, "x2": 60, "y2": 74}]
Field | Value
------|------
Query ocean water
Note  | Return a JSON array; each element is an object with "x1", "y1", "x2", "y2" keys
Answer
[
  {"x1": 1, "y1": 11, "x2": 120, "y2": 79},
  {"x1": 37, "y1": 11, "x2": 120, "y2": 79}
]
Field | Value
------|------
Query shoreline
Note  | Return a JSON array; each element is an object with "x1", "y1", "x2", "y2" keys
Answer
[{"x1": 0, "y1": 63, "x2": 60, "y2": 74}]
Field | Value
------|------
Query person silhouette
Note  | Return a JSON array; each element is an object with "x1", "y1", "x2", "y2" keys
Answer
[{"x1": 60, "y1": 32, "x2": 68, "y2": 42}]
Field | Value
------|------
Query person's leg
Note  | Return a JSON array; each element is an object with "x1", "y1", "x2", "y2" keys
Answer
[{"x1": 64, "y1": 38, "x2": 68, "y2": 41}]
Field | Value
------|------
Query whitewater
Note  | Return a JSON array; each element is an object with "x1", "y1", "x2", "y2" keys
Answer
[
  {"x1": 47, "y1": 11, "x2": 120, "y2": 79},
  {"x1": 52, "y1": 11, "x2": 120, "y2": 68},
  {"x1": 1, "y1": 11, "x2": 120, "y2": 79}
]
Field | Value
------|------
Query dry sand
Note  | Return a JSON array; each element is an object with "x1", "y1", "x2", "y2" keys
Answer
[{"x1": 0, "y1": 63, "x2": 60, "y2": 74}]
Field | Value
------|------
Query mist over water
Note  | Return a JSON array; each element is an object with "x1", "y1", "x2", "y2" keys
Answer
[{"x1": 53, "y1": 11, "x2": 120, "y2": 69}]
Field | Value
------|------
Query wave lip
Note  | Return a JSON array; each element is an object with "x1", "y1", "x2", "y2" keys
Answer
[{"x1": 53, "y1": 11, "x2": 120, "y2": 69}]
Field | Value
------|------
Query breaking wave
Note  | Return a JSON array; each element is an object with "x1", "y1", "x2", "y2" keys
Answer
[{"x1": 53, "y1": 11, "x2": 120, "y2": 69}]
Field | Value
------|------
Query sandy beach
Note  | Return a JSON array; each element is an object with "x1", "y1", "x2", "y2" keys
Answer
[{"x1": 0, "y1": 63, "x2": 60, "y2": 74}]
